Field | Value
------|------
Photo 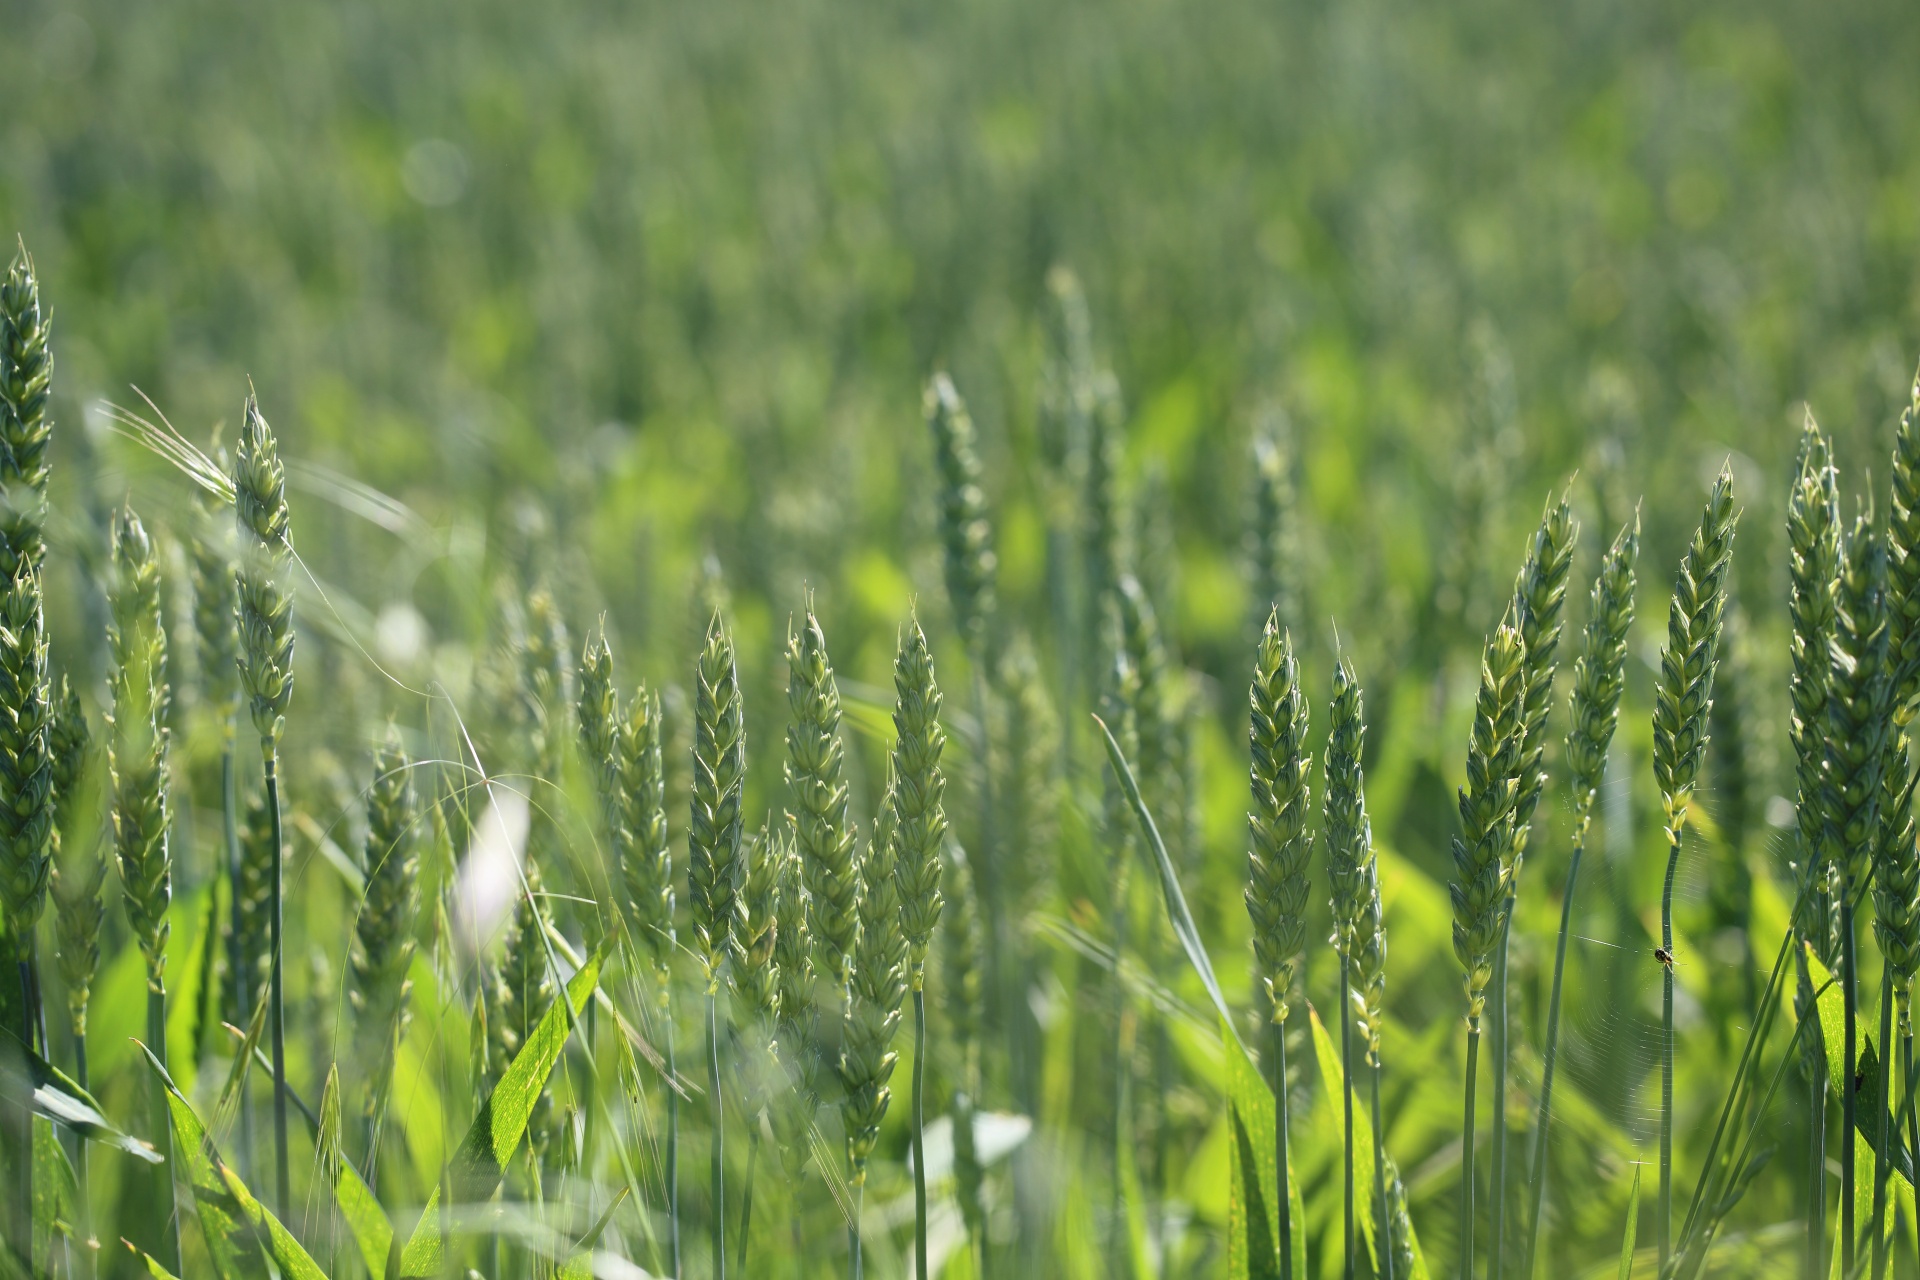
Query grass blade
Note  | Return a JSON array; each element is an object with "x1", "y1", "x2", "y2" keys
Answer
[{"x1": 1619, "y1": 1165, "x2": 1640, "y2": 1280}]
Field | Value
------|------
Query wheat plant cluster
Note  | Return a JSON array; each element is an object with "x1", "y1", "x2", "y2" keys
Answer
[{"x1": 0, "y1": 231, "x2": 1918, "y2": 1280}]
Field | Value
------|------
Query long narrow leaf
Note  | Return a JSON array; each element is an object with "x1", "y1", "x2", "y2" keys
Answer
[
  {"x1": 1619, "y1": 1164, "x2": 1640, "y2": 1280},
  {"x1": 399, "y1": 940, "x2": 609, "y2": 1270},
  {"x1": 0, "y1": 1038, "x2": 161, "y2": 1163},
  {"x1": 138, "y1": 1042, "x2": 332, "y2": 1280},
  {"x1": 1224, "y1": 1014, "x2": 1300, "y2": 1280},
  {"x1": 1807, "y1": 948, "x2": 1916, "y2": 1181},
  {"x1": 335, "y1": 1158, "x2": 395, "y2": 1279}
]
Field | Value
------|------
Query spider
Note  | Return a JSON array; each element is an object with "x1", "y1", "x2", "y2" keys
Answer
[{"x1": 1653, "y1": 946, "x2": 1675, "y2": 971}]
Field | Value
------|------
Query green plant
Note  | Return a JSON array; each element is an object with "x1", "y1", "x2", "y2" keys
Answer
[
  {"x1": 0, "y1": 245, "x2": 52, "y2": 581},
  {"x1": 1787, "y1": 416, "x2": 1842, "y2": 1277},
  {"x1": 1341, "y1": 671, "x2": 1389, "y2": 1280},
  {"x1": 107, "y1": 505, "x2": 179, "y2": 1271},
  {"x1": 942, "y1": 845, "x2": 987, "y2": 1274},
  {"x1": 689, "y1": 613, "x2": 745, "y2": 1280},
  {"x1": 347, "y1": 727, "x2": 418, "y2": 1174},
  {"x1": 730, "y1": 821, "x2": 781, "y2": 1266},
  {"x1": 887, "y1": 618, "x2": 947, "y2": 1280},
  {"x1": 1325, "y1": 650, "x2": 1371, "y2": 1280},
  {"x1": 233, "y1": 393, "x2": 296, "y2": 1217},
  {"x1": 1821, "y1": 499, "x2": 1886, "y2": 1278},
  {"x1": 787, "y1": 607, "x2": 858, "y2": 1128},
  {"x1": 1881, "y1": 371, "x2": 1920, "y2": 1277},
  {"x1": 1651, "y1": 466, "x2": 1737, "y2": 1269},
  {"x1": 1523, "y1": 510, "x2": 1638, "y2": 1277},
  {"x1": 1245, "y1": 609, "x2": 1310, "y2": 1280},
  {"x1": 842, "y1": 786, "x2": 905, "y2": 1280},
  {"x1": 1449, "y1": 622, "x2": 1527, "y2": 1280}
]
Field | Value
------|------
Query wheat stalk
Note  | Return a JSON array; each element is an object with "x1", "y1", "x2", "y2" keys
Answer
[
  {"x1": 1652, "y1": 466, "x2": 1737, "y2": 1269},
  {"x1": 1787, "y1": 418, "x2": 1841, "y2": 1277},
  {"x1": 1488, "y1": 487, "x2": 1577, "y2": 1280},
  {"x1": 842, "y1": 785, "x2": 905, "y2": 1280},
  {"x1": 689, "y1": 612, "x2": 744, "y2": 1280},
  {"x1": 1523, "y1": 510, "x2": 1638, "y2": 1278},
  {"x1": 1822, "y1": 497, "x2": 1887, "y2": 1279},
  {"x1": 941, "y1": 845, "x2": 986, "y2": 1273},
  {"x1": 731, "y1": 819, "x2": 782, "y2": 1266},
  {"x1": 926, "y1": 375, "x2": 999, "y2": 655},
  {"x1": 884, "y1": 616, "x2": 947, "y2": 1279},
  {"x1": 233, "y1": 393, "x2": 296, "y2": 1217},
  {"x1": 1449, "y1": 622, "x2": 1527, "y2": 1280},
  {"x1": 1325, "y1": 650, "x2": 1374, "y2": 1280},
  {"x1": 1245, "y1": 609, "x2": 1309, "y2": 1280},
  {"x1": 108, "y1": 505, "x2": 180, "y2": 1271}
]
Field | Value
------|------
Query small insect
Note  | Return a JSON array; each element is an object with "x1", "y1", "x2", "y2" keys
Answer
[{"x1": 1654, "y1": 947, "x2": 1675, "y2": 971}]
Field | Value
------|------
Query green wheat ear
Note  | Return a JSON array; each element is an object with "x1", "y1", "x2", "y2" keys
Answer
[
  {"x1": 925, "y1": 373, "x2": 998, "y2": 653},
  {"x1": 1882, "y1": 383, "x2": 1920, "y2": 1032},
  {"x1": 0, "y1": 563, "x2": 53, "y2": 961},
  {"x1": 733, "y1": 820, "x2": 782, "y2": 1025},
  {"x1": 1823, "y1": 506, "x2": 1889, "y2": 895},
  {"x1": 1249, "y1": 407, "x2": 1301, "y2": 635},
  {"x1": 189, "y1": 452, "x2": 241, "y2": 727},
  {"x1": 1506, "y1": 485, "x2": 1579, "y2": 857},
  {"x1": 1326, "y1": 650, "x2": 1372, "y2": 968},
  {"x1": 1450, "y1": 623, "x2": 1527, "y2": 1022},
  {"x1": 50, "y1": 680, "x2": 103, "y2": 1040},
  {"x1": 770, "y1": 826, "x2": 814, "y2": 1181},
  {"x1": 1890, "y1": 366, "x2": 1920, "y2": 715},
  {"x1": 0, "y1": 243, "x2": 54, "y2": 579},
  {"x1": 689, "y1": 612, "x2": 745, "y2": 990},
  {"x1": 1566, "y1": 511, "x2": 1641, "y2": 821},
  {"x1": 236, "y1": 788, "x2": 273, "y2": 995},
  {"x1": 1788, "y1": 420, "x2": 1842, "y2": 954},
  {"x1": 349, "y1": 727, "x2": 419, "y2": 1119},
  {"x1": 1247, "y1": 610, "x2": 1311, "y2": 1024},
  {"x1": 234, "y1": 394, "x2": 294, "y2": 751},
  {"x1": 889, "y1": 616, "x2": 947, "y2": 990},
  {"x1": 787, "y1": 607, "x2": 858, "y2": 994},
  {"x1": 108, "y1": 507, "x2": 173, "y2": 985},
  {"x1": 1652, "y1": 466, "x2": 1738, "y2": 842},
  {"x1": 842, "y1": 789, "x2": 906, "y2": 1187}
]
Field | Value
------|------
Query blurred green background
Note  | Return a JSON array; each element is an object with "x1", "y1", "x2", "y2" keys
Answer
[{"x1": 7, "y1": 0, "x2": 1920, "y2": 1273}]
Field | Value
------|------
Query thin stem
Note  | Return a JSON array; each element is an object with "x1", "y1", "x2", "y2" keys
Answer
[
  {"x1": 737, "y1": 1126, "x2": 759, "y2": 1270},
  {"x1": 1461, "y1": 1021, "x2": 1481, "y2": 1280},
  {"x1": 665, "y1": 984, "x2": 682, "y2": 1280},
  {"x1": 1340, "y1": 951, "x2": 1355, "y2": 1280},
  {"x1": 1373, "y1": 1058, "x2": 1392, "y2": 1280},
  {"x1": 1872, "y1": 971, "x2": 1892, "y2": 1280},
  {"x1": 1272, "y1": 1014, "x2": 1293, "y2": 1280},
  {"x1": 1807, "y1": 1023, "x2": 1826, "y2": 1280},
  {"x1": 74, "y1": 1031, "x2": 92, "y2": 1279},
  {"x1": 222, "y1": 737, "x2": 252, "y2": 1183},
  {"x1": 1490, "y1": 910, "x2": 1510, "y2": 1280},
  {"x1": 1905, "y1": 1032, "x2": 1917, "y2": 1253},
  {"x1": 1843, "y1": 890, "x2": 1858, "y2": 1280},
  {"x1": 849, "y1": 1181, "x2": 866, "y2": 1280},
  {"x1": 707, "y1": 991, "x2": 725, "y2": 1280},
  {"x1": 266, "y1": 746, "x2": 290, "y2": 1221},
  {"x1": 913, "y1": 989, "x2": 929, "y2": 1280},
  {"x1": 147, "y1": 985, "x2": 181, "y2": 1273},
  {"x1": 10, "y1": 961, "x2": 31, "y2": 1267},
  {"x1": 1523, "y1": 812, "x2": 1591, "y2": 1278},
  {"x1": 1660, "y1": 828, "x2": 1680, "y2": 1271}
]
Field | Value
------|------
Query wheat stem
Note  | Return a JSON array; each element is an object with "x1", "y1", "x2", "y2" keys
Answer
[{"x1": 1461, "y1": 1023, "x2": 1480, "y2": 1280}]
